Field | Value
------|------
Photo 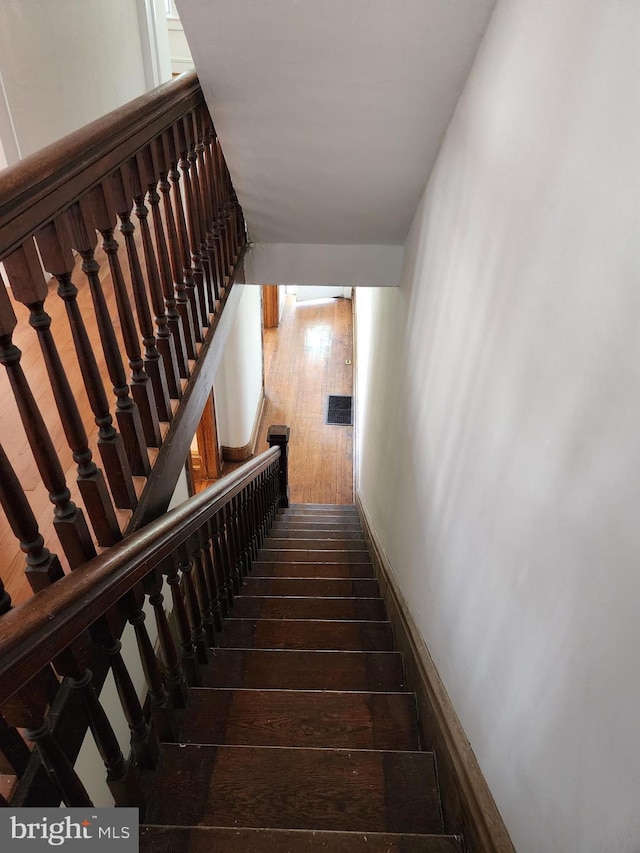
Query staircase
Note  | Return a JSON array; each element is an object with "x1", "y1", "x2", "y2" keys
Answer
[{"x1": 140, "y1": 503, "x2": 463, "y2": 852}]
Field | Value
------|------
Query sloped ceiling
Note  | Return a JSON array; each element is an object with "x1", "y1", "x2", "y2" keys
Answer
[{"x1": 176, "y1": 0, "x2": 495, "y2": 245}]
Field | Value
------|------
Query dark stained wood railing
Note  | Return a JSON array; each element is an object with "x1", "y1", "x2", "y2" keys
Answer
[
  {"x1": 0, "y1": 439, "x2": 287, "y2": 809},
  {"x1": 0, "y1": 69, "x2": 246, "y2": 572},
  {"x1": 0, "y1": 70, "x2": 250, "y2": 805}
]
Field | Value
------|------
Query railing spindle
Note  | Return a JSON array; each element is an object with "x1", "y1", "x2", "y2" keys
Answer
[
  {"x1": 111, "y1": 166, "x2": 170, "y2": 430},
  {"x1": 37, "y1": 217, "x2": 138, "y2": 511},
  {"x1": 119, "y1": 586, "x2": 179, "y2": 742},
  {"x1": 130, "y1": 150, "x2": 182, "y2": 403},
  {"x1": 163, "y1": 554, "x2": 201, "y2": 686},
  {"x1": 0, "y1": 278, "x2": 95, "y2": 569},
  {"x1": 175, "y1": 542, "x2": 209, "y2": 664},
  {"x1": 143, "y1": 566, "x2": 189, "y2": 708},
  {"x1": 66, "y1": 196, "x2": 150, "y2": 477},
  {"x1": 160, "y1": 130, "x2": 197, "y2": 361},
  {"x1": 2, "y1": 673, "x2": 92, "y2": 807},
  {"x1": 172, "y1": 122, "x2": 204, "y2": 338},
  {"x1": 4, "y1": 242, "x2": 121, "y2": 547}
]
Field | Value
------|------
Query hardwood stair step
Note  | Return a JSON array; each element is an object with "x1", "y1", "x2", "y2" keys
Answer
[
  {"x1": 144, "y1": 744, "x2": 442, "y2": 834},
  {"x1": 220, "y1": 619, "x2": 393, "y2": 651},
  {"x1": 202, "y1": 650, "x2": 405, "y2": 691},
  {"x1": 257, "y1": 549, "x2": 372, "y2": 564},
  {"x1": 241, "y1": 577, "x2": 380, "y2": 597},
  {"x1": 251, "y1": 561, "x2": 374, "y2": 579},
  {"x1": 272, "y1": 521, "x2": 364, "y2": 533},
  {"x1": 232, "y1": 595, "x2": 386, "y2": 621},
  {"x1": 140, "y1": 826, "x2": 464, "y2": 853},
  {"x1": 278, "y1": 513, "x2": 360, "y2": 524},
  {"x1": 180, "y1": 688, "x2": 419, "y2": 749},
  {"x1": 265, "y1": 537, "x2": 369, "y2": 551},
  {"x1": 289, "y1": 503, "x2": 358, "y2": 510}
]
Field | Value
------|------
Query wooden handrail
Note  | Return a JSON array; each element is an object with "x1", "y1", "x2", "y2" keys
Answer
[
  {"x1": 0, "y1": 71, "x2": 202, "y2": 258},
  {"x1": 0, "y1": 446, "x2": 279, "y2": 709}
]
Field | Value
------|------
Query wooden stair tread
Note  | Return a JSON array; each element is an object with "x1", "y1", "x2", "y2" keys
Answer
[
  {"x1": 258, "y1": 549, "x2": 372, "y2": 564},
  {"x1": 241, "y1": 577, "x2": 380, "y2": 597},
  {"x1": 220, "y1": 618, "x2": 393, "y2": 651},
  {"x1": 202, "y1": 649, "x2": 405, "y2": 691},
  {"x1": 251, "y1": 561, "x2": 374, "y2": 579},
  {"x1": 145, "y1": 744, "x2": 442, "y2": 834},
  {"x1": 232, "y1": 595, "x2": 386, "y2": 620},
  {"x1": 289, "y1": 503, "x2": 357, "y2": 510},
  {"x1": 271, "y1": 523, "x2": 365, "y2": 536},
  {"x1": 180, "y1": 688, "x2": 419, "y2": 750},
  {"x1": 269, "y1": 522, "x2": 364, "y2": 541},
  {"x1": 265, "y1": 537, "x2": 369, "y2": 551},
  {"x1": 140, "y1": 826, "x2": 464, "y2": 852}
]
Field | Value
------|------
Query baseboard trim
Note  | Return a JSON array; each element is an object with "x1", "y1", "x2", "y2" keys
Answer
[
  {"x1": 221, "y1": 392, "x2": 266, "y2": 463},
  {"x1": 356, "y1": 493, "x2": 515, "y2": 853}
]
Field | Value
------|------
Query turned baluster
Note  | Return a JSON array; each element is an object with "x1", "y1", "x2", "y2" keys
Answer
[
  {"x1": 2, "y1": 673, "x2": 92, "y2": 807},
  {"x1": 175, "y1": 542, "x2": 209, "y2": 664},
  {"x1": 196, "y1": 107, "x2": 221, "y2": 307},
  {"x1": 208, "y1": 126, "x2": 231, "y2": 284},
  {"x1": 0, "y1": 279, "x2": 95, "y2": 569},
  {"x1": 119, "y1": 586, "x2": 179, "y2": 742},
  {"x1": 53, "y1": 638, "x2": 144, "y2": 809},
  {"x1": 201, "y1": 116, "x2": 226, "y2": 297},
  {"x1": 0, "y1": 712, "x2": 30, "y2": 781},
  {"x1": 110, "y1": 165, "x2": 171, "y2": 426},
  {"x1": 199, "y1": 522, "x2": 224, "y2": 637},
  {"x1": 0, "y1": 579, "x2": 31, "y2": 781},
  {"x1": 223, "y1": 498, "x2": 242, "y2": 596},
  {"x1": 211, "y1": 509, "x2": 232, "y2": 616},
  {"x1": 0, "y1": 441, "x2": 64, "y2": 591},
  {"x1": 82, "y1": 182, "x2": 161, "y2": 449},
  {"x1": 236, "y1": 487, "x2": 253, "y2": 580},
  {"x1": 162, "y1": 553, "x2": 201, "y2": 686},
  {"x1": 149, "y1": 137, "x2": 189, "y2": 382},
  {"x1": 37, "y1": 217, "x2": 137, "y2": 511},
  {"x1": 160, "y1": 129, "x2": 197, "y2": 361},
  {"x1": 218, "y1": 149, "x2": 236, "y2": 271},
  {"x1": 65, "y1": 197, "x2": 150, "y2": 477},
  {"x1": 180, "y1": 114, "x2": 210, "y2": 326},
  {"x1": 91, "y1": 620, "x2": 159, "y2": 770},
  {"x1": 142, "y1": 566, "x2": 189, "y2": 708},
  {"x1": 184, "y1": 112, "x2": 214, "y2": 320},
  {"x1": 188, "y1": 533, "x2": 216, "y2": 647},
  {"x1": 4, "y1": 242, "x2": 121, "y2": 547},
  {"x1": 130, "y1": 149, "x2": 182, "y2": 402},
  {"x1": 172, "y1": 121, "x2": 204, "y2": 337}
]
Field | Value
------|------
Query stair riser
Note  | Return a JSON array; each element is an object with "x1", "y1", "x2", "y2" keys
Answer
[
  {"x1": 251, "y1": 562, "x2": 375, "y2": 579},
  {"x1": 202, "y1": 650, "x2": 406, "y2": 691},
  {"x1": 241, "y1": 578, "x2": 380, "y2": 597},
  {"x1": 147, "y1": 745, "x2": 442, "y2": 834},
  {"x1": 220, "y1": 619, "x2": 393, "y2": 651},
  {"x1": 258, "y1": 549, "x2": 371, "y2": 564},
  {"x1": 232, "y1": 596, "x2": 386, "y2": 621},
  {"x1": 271, "y1": 523, "x2": 364, "y2": 534},
  {"x1": 265, "y1": 538, "x2": 369, "y2": 551},
  {"x1": 140, "y1": 827, "x2": 464, "y2": 853},
  {"x1": 182, "y1": 689, "x2": 419, "y2": 750}
]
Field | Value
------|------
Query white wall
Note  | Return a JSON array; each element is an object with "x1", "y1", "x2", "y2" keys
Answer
[
  {"x1": 0, "y1": 0, "x2": 155, "y2": 161},
  {"x1": 356, "y1": 2, "x2": 640, "y2": 852},
  {"x1": 214, "y1": 285, "x2": 264, "y2": 448},
  {"x1": 245, "y1": 243, "x2": 404, "y2": 288}
]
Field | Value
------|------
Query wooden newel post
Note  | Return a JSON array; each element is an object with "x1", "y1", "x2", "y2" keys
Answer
[{"x1": 267, "y1": 425, "x2": 290, "y2": 509}]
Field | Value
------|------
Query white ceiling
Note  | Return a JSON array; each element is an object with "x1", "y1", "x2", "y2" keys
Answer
[{"x1": 176, "y1": 0, "x2": 495, "y2": 245}]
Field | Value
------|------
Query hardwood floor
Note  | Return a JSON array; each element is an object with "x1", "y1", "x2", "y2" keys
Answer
[{"x1": 255, "y1": 295, "x2": 354, "y2": 505}]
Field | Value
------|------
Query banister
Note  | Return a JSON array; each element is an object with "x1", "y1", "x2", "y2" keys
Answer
[
  {"x1": 0, "y1": 71, "x2": 202, "y2": 259},
  {"x1": 0, "y1": 445, "x2": 279, "y2": 709}
]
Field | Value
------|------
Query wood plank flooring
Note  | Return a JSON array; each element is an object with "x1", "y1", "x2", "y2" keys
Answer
[{"x1": 255, "y1": 295, "x2": 354, "y2": 505}]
